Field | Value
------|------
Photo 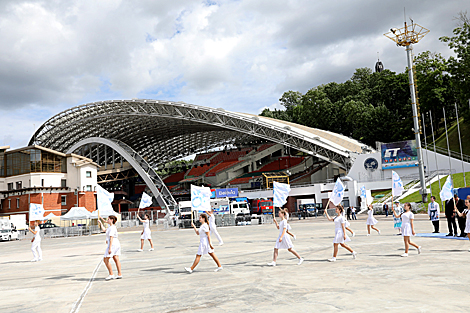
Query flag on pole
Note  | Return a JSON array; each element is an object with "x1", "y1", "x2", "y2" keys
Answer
[
  {"x1": 439, "y1": 175, "x2": 454, "y2": 201},
  {"x1": 29, "y1": 203, "x2": 45, "y2": 221},
  {"x1": 392, "y1": 171, "x2": 404, "y2": 197},
  {"x1": 139, "y1": 192, "x2": 153, "y2": 209},
  {"x1": 360, "y1": 185, "x2": 367, "y2": 199},
  {"x1": 97, "y1": 185, "x2": 115, "y2": 213},
  {"x1": 191, "y1": 185, "x2": 211, "y2": 212},
  {"x1": 329, "y1": 178, "x2": 345, "y2": 206},
  {"x1": 273, "y1": 181, "x2": 291, "y2": 207}
]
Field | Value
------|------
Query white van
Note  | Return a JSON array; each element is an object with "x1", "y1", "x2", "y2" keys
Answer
[{"x1": 0, "y1": 219, "x2": 19, "y2": 241}]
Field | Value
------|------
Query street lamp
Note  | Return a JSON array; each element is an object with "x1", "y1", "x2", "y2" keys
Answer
[{"x1": 384, "y1": 19, "x2": 430, "y2": 202}]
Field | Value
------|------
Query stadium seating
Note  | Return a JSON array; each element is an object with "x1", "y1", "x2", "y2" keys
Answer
[
  {"x1": 257, "y1": 156, "x2": 305, "y2": 172},
  {"x1": 185, "y1": 164, "x2": 215, "y2": 177},
  {"x1": 205, "y1": 160, "x2": 241, "y2": 176}
]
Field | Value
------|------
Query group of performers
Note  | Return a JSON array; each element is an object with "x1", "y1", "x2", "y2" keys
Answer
[{"x1": 28, "y1": 197, "x2": 470, "y2": 280}]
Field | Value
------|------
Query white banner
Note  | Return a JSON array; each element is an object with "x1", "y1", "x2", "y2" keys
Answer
[
  {"x1": 139, "y1": 192, "x2": 153, "y2": 209},
  {"x1": 191, "y1": 185, "x2": 211, "y2": 212},
  {"x1": 439, "y1": 175, "x2": 454, "y2": 201},
  {"x1": 29, "y1": 203, "x2": 45, "y2": 221},
  {"x1": 392, "y1": 170, "x2": 405, "y2": 197},
  {"x1": 273, "y1": 181, "x2": 291, "y2": 207},
  {"x1": 329, "y1": 178, "x2": 345, "y2": 206},
  {"x1": 97, "y1": 185, "x2": 115, "y2": 214}
]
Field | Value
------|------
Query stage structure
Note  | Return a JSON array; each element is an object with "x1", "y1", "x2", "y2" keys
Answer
[
  {"x1": 384, "y1": 18, "x2": 430, "y2": 202},
  {"x1": 29, "y1": 100, "x2": 370, "y2": 214}
]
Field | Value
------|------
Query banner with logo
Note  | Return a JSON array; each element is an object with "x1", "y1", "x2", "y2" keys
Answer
[
  {"x1": 381, "y1": 140, "x2": 418, "y2": 170},
  {"x1": 191, "y1": 185, "x2": 211, "y2": 212},
  {"x1": 215, "y1": 188, "x2": 239, "y2": 198},
  {"x1": 29, "y1": 203, "x2": 45, "y2": 221}
]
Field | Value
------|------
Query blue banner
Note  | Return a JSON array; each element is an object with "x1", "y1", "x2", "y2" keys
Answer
[
  {"x1": 381, "y1": 140, "x2": 418, "y2": 170},
  {"x1": 215, "y1": 188, "x2": 239, "y2": 198}
]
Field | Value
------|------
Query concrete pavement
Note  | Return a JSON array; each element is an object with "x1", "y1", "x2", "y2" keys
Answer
[{"x1": 0, "y1": 215, "x2": 469, "y2": 312}]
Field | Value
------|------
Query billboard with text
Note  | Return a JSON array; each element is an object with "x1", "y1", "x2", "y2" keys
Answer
[{"x1": 381, "y1": 140, "x2": 418, "y2": 170}]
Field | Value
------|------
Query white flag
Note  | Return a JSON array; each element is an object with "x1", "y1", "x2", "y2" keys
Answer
[
  {"x1": 329, "y1": 178, "x2": 345, "y2": 206},
  {"x1": 392, "y1": 171, "x2": 404, "y2": 197},
  {"x1": 97, "y1": 185, "x2": 114, "y2": 213},
  {"x1": 191, "y1": 185, "x2": 211, "y2": 212},
  {"x1": 29, "y1": 203, "x2": 45, "y2": 221},
  {"x1": 139, "y1": 192, "x2": 153, "y2": 209},
  {"x1": 439, "y1": 175, "x2": 454, "y2": 201},
  {"x1": 273, "y1": 181, "x2": 291, "y2": 207},
  {"x1": 360, "y1": 185, "x2": 367, "y2": 199}
]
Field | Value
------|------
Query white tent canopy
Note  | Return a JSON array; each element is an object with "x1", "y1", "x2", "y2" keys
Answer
[
  {"x1": 89, "y1": 209, "x2": 120, "y2": 219},
  {"x1": 60, "y1": 207, "x2": 91, "y2": 220},
  {"x1": 43, "y1": 213, "x2": 58, "y2": 220}
]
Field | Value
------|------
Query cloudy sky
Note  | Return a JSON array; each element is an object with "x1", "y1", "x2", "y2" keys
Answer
[{"x1": 0, "y1": 0, "x2": 468, "y2": 149}]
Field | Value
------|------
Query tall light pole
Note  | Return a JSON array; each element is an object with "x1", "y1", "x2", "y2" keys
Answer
[{"x1": 384, "y1": 20, "x2": 430, "y2": 202}]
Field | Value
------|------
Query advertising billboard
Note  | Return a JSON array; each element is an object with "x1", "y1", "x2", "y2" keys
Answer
[
  {"x1": 381, "y1": 140, "x2": 418, "y2": 170},
  {"x1": 215, "y1": 188, "x2": 239, "y2": 198}
]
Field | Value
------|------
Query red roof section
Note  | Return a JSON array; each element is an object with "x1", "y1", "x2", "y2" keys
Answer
[{"x1": 206, "y1": 160, "x2": 241, "y2": 176}]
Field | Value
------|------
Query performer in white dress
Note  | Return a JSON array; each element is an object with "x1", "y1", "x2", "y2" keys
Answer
[
  {"x1": 366, "y1": 204, "x2": 380, "y2": 236},
  {"x1": 98, "y1": 213, "x2": 122, "y2": 280},
  {"x1": 185, "y1": 213, "x2": 222, "y2": 273},
  {"x1": 285, "y1": 211, "x2": 297, "y2": 240},
  {"x1": 267, "y1": 209, "x2": 303, "y2": 266},
  {"x1": 393, "y1": 201, "x2": 403, "y2": 235},
  {"x1": 454, "y1": 199, "x2": 470, "y2": 251},
  {"x1": 325, "y1": 205, "x2": 357, "y2": 262},
  {"x1": 391, "y1": 202, "x2": 421, "y2": 257},
  {"x1": 29, "y1": 221, "x2": 42, "y2": 262},
  {"x1": 136, "y1": 208, "x2": 154, "y2": 251},
  {"x1": 342, "y1": 210, "x2": 355, "y2": 237},
  {"x1": 207, "y1": 209, "x2": 224, "y2": 246}
]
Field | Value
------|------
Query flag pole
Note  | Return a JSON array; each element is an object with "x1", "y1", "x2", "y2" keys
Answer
[
  {"x1": 430, "y1": 110, "x2": 443, "y2": 211},
  {"x1": 422, "y1": 113, "x2": 431, "y2": 196},
  {"x1": 443, "y1": 108, "x2": 454, "y2": 183},
  {"x1": 454, "y1": 103, "x2": 466, "y2": 187}
]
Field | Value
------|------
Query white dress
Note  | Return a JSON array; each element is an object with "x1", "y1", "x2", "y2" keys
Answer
[
  {"x1": 104, "y1": 225, "x2": 121, "y2": 257},
  {"x1": 366, "y1": 209, "x2": 378, "y2": 225},
  {"x1": 285, "y1": 212, "x2": 292, "y2": 230},
  {"x1": 197, "y1": 223, "x2": 214, "y2": 255},
  {"x1": 342, "y1": 211, "x2": 351, "y2": 228},
  {"x1": 274, "y1": 219, "x2": 294, "y2": 249},
  {"x1": 31, "y1": 226, "x2": 42, "y2": 260},
  {"x1": 401, "y1": 211, "x2": 414, "y2": 236},
  {"x1": 141, "y1": 220, "x2": 152, "y2": 240},
  {"x1": 333, "y1": 215, "x2": 351, "y2": 244},
  {"x1": 464, "y1": 209, "x2": 470, "y2": 233},
  {"x1": 209, "y1": 214, "x2": 223, "y2": 244}
]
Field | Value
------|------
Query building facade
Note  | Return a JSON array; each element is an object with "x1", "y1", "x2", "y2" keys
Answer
[{"x1": 0, "y1": 145, "x2": 99, "y2": 219}]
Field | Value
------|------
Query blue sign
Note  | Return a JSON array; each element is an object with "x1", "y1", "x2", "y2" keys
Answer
[
  {"x1": 215, "y1": 188, "x2": 239, "y2": 198},
  {"x1": 381, "y1": 140, "x2": 418, "y2": 170}
]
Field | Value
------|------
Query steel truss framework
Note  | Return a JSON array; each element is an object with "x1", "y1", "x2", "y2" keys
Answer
[{"x1": 30, "y1": 99, "x2": 360, "y2": 210}]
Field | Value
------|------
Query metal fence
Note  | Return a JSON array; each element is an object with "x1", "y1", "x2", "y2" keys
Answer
[{"x1": 41, "y1": 225, "x2": 102, "y2": 238}]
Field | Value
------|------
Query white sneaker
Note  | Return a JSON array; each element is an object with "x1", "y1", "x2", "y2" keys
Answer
[
  {"x1": 297, "y1": 258, "x2": 304, "y2": 265},
  {"x1": 149, "y1": 248, "x2": 154, "y2": 251},
  {"x1": 184, "y1": 267, "x2": 193, "y2": 274},
  {"x1": 267, "y1": 261, "x2": 276, "y2": 266},
  {"x1": 293, "y1": 235, "x2": 297, "y2": 241},
  {"x1": 401, "y1": 253, "x2": 408, "y2": 257},
  {"x1": 137, "y1": 249, "x2": 143, "y2": 252},
  {"x1": 105, "y1": 275, "x2": 115, "y2": 281},
  {"x1": 218, "y1": 242, "x2": 224, "y2": 246},
  {"x1": 367, "y1": 234, "x2": 370, "y2": 237},
  {"x1": 352, "y1": 232, "x2": 355, "y2": 237},
  {"x1": 352, "y1": 251, "x2": 357, "y2": 259},
  {"x1": 31, "y1": 259, "x2": 38, "y2": 262},
  {"x1": 378, "y1": 230, "x2": 381, "y2": 235},
  {"x1": 214, "y1": 267, "x2": 223, "y2": 272},
  {"x1": 417, "y1": 246, "x2": 421, "y2": 254},
  {"x1": 328, "y1": 257, "x2": 336, "y2": 262},
  {"x1": 115, "y1": 275, "x2": 123, "y2": 279}
]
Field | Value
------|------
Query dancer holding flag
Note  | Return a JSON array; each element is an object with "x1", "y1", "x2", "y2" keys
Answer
[
  {"x1": 28, "y1": 203, "x2": 45, "y2": 262},
  {"x1": 137, "y1": 192, "x2": 154, "y2": 252},
  {"x1": 273, "y1": 182, "x2": 296, "y2": 240},
  {"x1": 391, "y1": 171, "x2": 405, "y2": 235},
  {"x1": 267, "y1": 208, "x2": 304, "y2": 266},
  {"x1": 325, "y1": 205, "x2": 357, "y2": 262},
  {"x1": 390, "y1": 202, "x2": 421, "y2": 257}
]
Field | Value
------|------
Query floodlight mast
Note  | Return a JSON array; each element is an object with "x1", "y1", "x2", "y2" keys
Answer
[{"x1": 384, "y1": 21, "x2": 430, "y2": 202}]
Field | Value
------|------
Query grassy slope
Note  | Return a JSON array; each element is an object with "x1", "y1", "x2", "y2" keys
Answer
[
  {"x1": 432, "y1": 118, "x2": 470, "y2": 156},
  {"x1": 400, "y1": 171, "x2": 470, "y2": 205}
]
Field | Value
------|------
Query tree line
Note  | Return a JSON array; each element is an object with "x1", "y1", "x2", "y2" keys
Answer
[{"x1": 260, "y1": 12, "x2": 470, "y2": 148}]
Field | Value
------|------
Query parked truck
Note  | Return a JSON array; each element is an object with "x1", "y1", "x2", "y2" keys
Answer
[{"x1": 0, "y1": 218, "x2": 19, "y2": 241}]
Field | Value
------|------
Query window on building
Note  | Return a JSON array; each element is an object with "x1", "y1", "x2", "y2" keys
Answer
[
  {"x1": 16, "y1": 198, "x2": 19, "y2": 208},
  {"x1": 61, "y1": 195, "x2": 67, "y2": 206},
  {"x1": 7, "y1": 183, "x2": 13, "y2": 190},
  {"x1": 86, "y1": 185, "x2": 92, "y2": 192},
  {"x1": 4, "y1": 148, "x2": 67, "y2": 177},
  {"x1": 16, "y1": 181, "x2": 22, "y2": 190},
  {"x1": 41, "y1": 179, "x2": 44, "y2": 187},
  {"x1": 61, "y1": 179, "x2": 67, "y2": 188},
  {"x1": 86, "y1": 171, "x2": 92, "y2": 178},
  {"x1": 8, "y1": 199, "x2": 11, "y2": 209}
]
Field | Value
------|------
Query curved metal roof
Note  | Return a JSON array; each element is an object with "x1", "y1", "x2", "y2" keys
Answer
[{"x1": 29, "y1": 99, "x2": 370, "y2": 169}]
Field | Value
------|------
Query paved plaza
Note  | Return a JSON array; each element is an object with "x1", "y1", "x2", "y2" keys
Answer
[{"x1": 1, "y1": 215, "x2": 469, "y2": 312}]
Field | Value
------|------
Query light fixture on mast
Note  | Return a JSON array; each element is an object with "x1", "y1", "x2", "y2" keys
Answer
[{"x1": 384, "y1": 18, "x2": 430, "y2": 203}]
